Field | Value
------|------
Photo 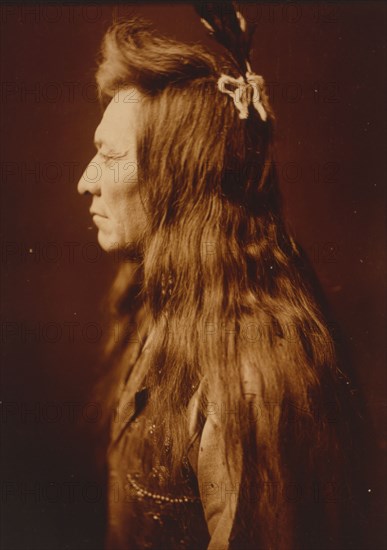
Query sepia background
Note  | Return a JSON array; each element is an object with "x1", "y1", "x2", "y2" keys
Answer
[{"x1": 1, "y1": 2, "x2": 385, "y2": 549}]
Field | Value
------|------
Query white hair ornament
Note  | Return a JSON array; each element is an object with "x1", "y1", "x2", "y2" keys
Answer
[
  {"x1": 195, "y1": 3, "x2": 268, "y2": 122},
  {"x1": 217, "y1": 71, "x2": 267, "y2": 121}
]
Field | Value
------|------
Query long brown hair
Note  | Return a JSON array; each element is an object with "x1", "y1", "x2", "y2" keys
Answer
[{"x1": 95, "y1": 17, "x2": 362, "y2": 549}]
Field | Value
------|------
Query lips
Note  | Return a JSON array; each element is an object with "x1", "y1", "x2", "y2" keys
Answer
[{"x1": 90, "y1": 210, "x2": 107, "y2": 218}]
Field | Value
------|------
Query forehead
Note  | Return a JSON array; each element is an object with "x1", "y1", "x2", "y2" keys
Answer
[{"x1": 95, "y1": 88, "x2": 142, "y2": 149}]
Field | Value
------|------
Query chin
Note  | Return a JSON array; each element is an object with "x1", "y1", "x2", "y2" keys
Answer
[
  {"x1": 97, "y1": 231, "x2": 143, "y2": 261},
  {"x1": 96, "y1": 231, "x2": 119, "y2": 253}
]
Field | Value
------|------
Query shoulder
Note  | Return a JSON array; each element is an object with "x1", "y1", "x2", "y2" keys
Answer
[{"x1": 186, "y1": 364, "x2": 261, "y2": 452}]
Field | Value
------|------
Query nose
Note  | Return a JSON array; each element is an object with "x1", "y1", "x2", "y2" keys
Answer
[{"x1": 77, "y1": 156, "x2": 102, "y2": 196}]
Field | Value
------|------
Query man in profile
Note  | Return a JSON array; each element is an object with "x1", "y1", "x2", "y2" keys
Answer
[{"x1": 78, "y1": 10, "x2": 361, "y2": 550}]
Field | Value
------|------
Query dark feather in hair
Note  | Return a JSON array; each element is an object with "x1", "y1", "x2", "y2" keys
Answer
[{"x1": 192, "y1": 0, "x2": 256, "y2": 75}]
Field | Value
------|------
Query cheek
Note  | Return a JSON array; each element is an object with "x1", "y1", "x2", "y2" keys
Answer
[
  {"x1": 103, "y1": 176, "x2": 146, "y2": 236},
  {"x1": 102, "y1": 163, "x2": 139, "y2": 215}
]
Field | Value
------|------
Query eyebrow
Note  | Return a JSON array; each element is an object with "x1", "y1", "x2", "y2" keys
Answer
[
  {"x1": 93, "y1": 136, "x2": 127, "y2": 157},
  {"x1": 94, "y1": 136, "x2": 102, "y2": 149},
  {"x1": 94, "y1": 134, "x2": 108, "y2": 151}
]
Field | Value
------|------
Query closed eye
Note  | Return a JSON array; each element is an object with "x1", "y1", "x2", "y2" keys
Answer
[
  {"x1": 98, "y1": 149, "x2": 126, "y2": 161},
  {"x1": 98, "y1": 151, "x2": 123, "y2": 164}
]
